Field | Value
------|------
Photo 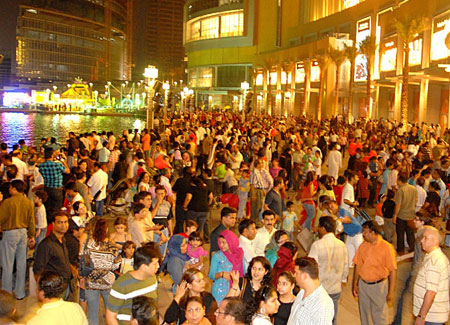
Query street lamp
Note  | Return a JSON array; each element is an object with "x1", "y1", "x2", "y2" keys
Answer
[
  {"x1": 241, "y1": 81, "x2": 249, "y2": 118},
  {"x1": 162, "y1": 82, "x2": 170, "y2": 120},
  {"x1": 143, "y1": 65, "x2": 158, "y2": 129}
]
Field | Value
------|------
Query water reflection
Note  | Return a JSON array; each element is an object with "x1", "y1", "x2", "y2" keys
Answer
[{"x1": 0, "y1": 112, "x2": 146, "y2": 146}]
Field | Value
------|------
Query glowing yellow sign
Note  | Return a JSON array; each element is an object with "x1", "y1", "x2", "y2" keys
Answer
[
  {"x1": 381, "y1": 38, "x2": 397, "y2": 72},
  {"x1": 431, "y1": 11, "x2": 450, "y2": 61},
  {"x1": 408, "y1": 38, "x2": 422, "y2": 66},
  {"x1": 344, "y1": 0, "x2": 361, "y2": 9}
]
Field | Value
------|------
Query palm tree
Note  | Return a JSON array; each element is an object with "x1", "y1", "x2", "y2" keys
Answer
[
  {"x1": 302, "y1": 59, "x2": 311, "y2": 117},
  {"x1": 328, "y1": 47, "x2": 346, "y2": 117},
  {"x1": 359, "y1": 35, "x2": 377, "y2": 120},
  {"x1": 344, "y1": 43, "x2": 358, "y2": 123},
  {"x1": 396, "y1": 15, "x2": 425, "y2": 127},
  {"x1": 263, "y1": 58, "x2": 275, "y2": 115},
  {"x1": 316, "y1": 52, "x2": 331, "y2": 121}
]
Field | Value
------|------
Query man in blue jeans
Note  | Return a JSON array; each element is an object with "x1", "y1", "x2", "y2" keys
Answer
[
  {"x1": 0, "y1": 180, "x2": 35, "y2": 299},
  {"x1": 151, "y1": 185, "x2": 173, "y2": 256}
]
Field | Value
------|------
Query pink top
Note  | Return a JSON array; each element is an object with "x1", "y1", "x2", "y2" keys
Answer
[{"x1": 187, "y1": 244, "x2": 208, "y2": 259}]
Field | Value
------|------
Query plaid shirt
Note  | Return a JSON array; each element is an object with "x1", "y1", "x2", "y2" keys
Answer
[
  {"x1": 38, "y1": 160, "x2": 65, "y2": 188},
  {"x1": 108, "y1": 150, "x2": 120, "y2": 172}
]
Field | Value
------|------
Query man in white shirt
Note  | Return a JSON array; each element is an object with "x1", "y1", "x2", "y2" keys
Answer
[
  {"x1": 308, "y1": 217, "x2": 348, "y2": 325},
  {"x1": 28, "y1": 271, "x2": 88, "y2": 325},
  {"x1": 413, "y1": 227, "x2": 450, "y2": 324},
  {"x1": 11, "y1": 152, "x2": 29, "y2": 181},
  {"x1": 326, "y1": 144, "x2": 342, "y2": 181},
  {"x1": 340, "y1": 171, "x2": 359, "y2": 215},
  {"x1": 415, "y1": 176, "x2": 427, "y2": 212},
  {"x1": 287, "y1": 257, "x2": 334, "y2": 325},
  {"x1": 252, "y1": 210, "x2": 277, "y2": 256},
  {"x1": 228, "y1": 145, "x2": 243, "y2": 172},
  {"x1": 238, "y1": 219, "x2": 257, "y2": 273},
  {"x1": 87, "y1": 162, "x2": 108, "y2": 216}
]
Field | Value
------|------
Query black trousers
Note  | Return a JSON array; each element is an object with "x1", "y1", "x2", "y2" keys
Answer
[{"x1": 396, "y1": 218, "x2": 415, "y2": 253}]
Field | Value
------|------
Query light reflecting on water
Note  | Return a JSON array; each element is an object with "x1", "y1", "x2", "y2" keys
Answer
[{"x1": 0, "y1": 112, "x2": 146, "y2": 146}]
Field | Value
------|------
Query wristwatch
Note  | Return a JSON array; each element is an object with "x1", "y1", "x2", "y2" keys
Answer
[{"x1": 417, "y1": 314, "x2": 425, "y2": 319}]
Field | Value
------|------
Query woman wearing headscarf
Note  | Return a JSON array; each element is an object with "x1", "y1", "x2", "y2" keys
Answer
[
  {"x1": 264, "y1": 230, "x2": 289, "y2": 267},
  {"x1": 271, "y1": 242, "x2": 298, "y2": 288},
  {"x1": 165, "y1": 234, "x2": 189, "y2": 293},
  {"x1": 208, "y1": 230, "x2": 244, "y2": 304}
]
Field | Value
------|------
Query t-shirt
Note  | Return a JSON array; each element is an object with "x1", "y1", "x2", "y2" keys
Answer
[
  {"x1": 282, "y1": 211, "x2": 297, "y2": 232},
  {"x1": 107, "y1": 272, "x2": 158, "y2": 324},
  {"x1": 35, "y1": 204, "x2": 47, "y2": 229}
]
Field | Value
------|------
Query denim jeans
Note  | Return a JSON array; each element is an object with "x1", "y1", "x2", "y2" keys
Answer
[
  {"x1": 153, "y1": 227, "x2": 169, "y2": 256},
  {"x1": 302, "y1": 203, "x2": 315, "y2": 230},
  {"x1": 329, "y1": 292, "x2": 341, "y2": 325},
  {"x1": 86, "y1": 289, "x2": 109, "y2": 325},
  {"x1": 1, "y1": 229, "x2": 27, "y2": 299},
  {"x1": 94, "y1": 199, "x2": 105, "y2": 217}
]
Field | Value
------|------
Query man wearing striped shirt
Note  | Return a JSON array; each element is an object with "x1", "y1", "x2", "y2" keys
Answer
[
  {"x1": 413, "y1": 227, "x2": 449, "y2": 325},
  {"x1": 106, "y1": 243, "x2": 162, "y2": 325},
  {"x1": 250, "y1": 159, "x2": 273, "y2": 220},
  {"x1": 287, "y1": 257, "x2": 334, "y2": 325}
]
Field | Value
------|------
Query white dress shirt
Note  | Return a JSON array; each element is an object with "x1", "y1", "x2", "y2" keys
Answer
[
  {"x1": 239, "y1": 235, "x2": 256, "y2": 272},
  {"x1": 308, "y1": 233, "x2": 349, "y2": 295},
  {"x1": 252, "y1": 226, "x2": 276, "y2": 256}
]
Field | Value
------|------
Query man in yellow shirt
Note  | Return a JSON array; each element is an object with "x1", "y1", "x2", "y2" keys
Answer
[{"x1": 27, "y1": 272, "x2": 87, "y2": 325}]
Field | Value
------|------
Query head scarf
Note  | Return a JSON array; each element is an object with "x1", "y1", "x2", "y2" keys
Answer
[
  {"x1": 264, "y1": 232, "x2": 280, "y2": 254},
  {"x1": 218, "y1": 230, "x2": 244, "y2": 277},
  {"x1": 166, "y1": 235, "x2": 190, "y2": 262},
  {"x1": 272, "y1": 246, "x2": 295, "y2": 287}
]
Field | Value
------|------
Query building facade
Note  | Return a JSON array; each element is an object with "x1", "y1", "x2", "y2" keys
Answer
[
  {"x1": 132, "y1": 0, "x2": 186, "y2": 83},
  {"x1": 184, "y1": 0, "x2": 450, "y2": 125},
  {"x1": 1, "y1": 0, "x2": 131, "y2": 85}
]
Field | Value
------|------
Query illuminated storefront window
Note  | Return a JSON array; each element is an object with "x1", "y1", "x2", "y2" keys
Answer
[
  {"x1": 200, "y1": 16, "x2": 219, "y2": 40},
  {"x1": 187, "y1": 10, "x2": 244, "y2": 41},
  {"x1": 431, "y1": 11, "x2": 450, "y2": 61},
  {"x1": 198, "y1": 67, "x2": 213, "y2": 87},
  {"x1": 380, "y1": 37, "x2": 397, "y2": 72},
  {"x1": 189, "y1": 69, "x2": 198, "y2": 87},
  {"x1": 355, "y1": 17, "x2": 371, "y2": 81},
  {"x1": 281, "y1": 71, "x2": 291, "y2": 84},
  {"x1": 256, "y1": 73, "x2": 263, "y2": 86},
  {"x1": 295, "y1": 63, "x2": 305, "y2": 83},
  {"x1": 220, "y1": 12, "x2": 244, "y2": 37},
  {"x1": 408, "y1": 38, "x2": 422, "y2": 66},
  {"x1": 311, "y1": 61, "x2": 320, "y2": 82}
]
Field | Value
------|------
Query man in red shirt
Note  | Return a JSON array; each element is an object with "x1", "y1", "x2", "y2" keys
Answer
[{"x1": 348, "y1": 137, "x2": 362, "y2": 170}]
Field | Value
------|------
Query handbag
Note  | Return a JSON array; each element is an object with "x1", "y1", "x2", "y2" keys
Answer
[
  {"x1": 79, "y1": 234, "x2": 94, "y2": 277},
  {"x1": 296, "y1": 228, "x2": 314, "y2": 253}
]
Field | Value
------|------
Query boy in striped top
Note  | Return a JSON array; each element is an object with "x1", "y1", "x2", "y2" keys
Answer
[{"x1": 107, "y1": 243, "x2": 162, "y2": 325}]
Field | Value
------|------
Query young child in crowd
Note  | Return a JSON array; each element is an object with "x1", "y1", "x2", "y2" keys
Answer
[
  {"x1": 333, "y1": 176, "x2": 346, "y2": 206},
  {"x1": 282, "y1": 201, "x2": 298, "y2": 239},
  {"x1": 178, "y1": 220, "x2": 198, "y2": 239},
  {"x1": 119, "y1": 240, "x2": 137, "y2": 275},
  {"x1": 34, "y1": 190, "x2": 48, "y2": 249},
  {"x1": 110, "y1": 217, "x2": 133, "y2": 250},
  {"x1": 186, "y1": 231, "x2": 208, "y2": 271},
  {"x1": 357, "y1": 171, "x2": 369, "y2": 208},
  {"x1": 237, "y1": 167, "x2": 251, "y2": 219},
  {"x1": 223, "y1": 163, "x2": 238, "y2": 194}
]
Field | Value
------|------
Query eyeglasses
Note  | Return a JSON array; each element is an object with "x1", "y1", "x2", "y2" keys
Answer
[{"x1": 214, "y1": 309, "x2": 227, "y2": 316}]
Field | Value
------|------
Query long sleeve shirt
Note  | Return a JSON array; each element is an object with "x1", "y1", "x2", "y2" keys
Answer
[{"x1": 0, "y1": 193, "x2": 35, "y2": 238}]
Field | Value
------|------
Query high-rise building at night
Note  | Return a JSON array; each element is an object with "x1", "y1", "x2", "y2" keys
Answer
[
  {"x1": 132, "y1": 0, "x2": 186, "y2": 82},
  {"x1": 0, "y1": 0, "x2": 131, "y2": 85}
]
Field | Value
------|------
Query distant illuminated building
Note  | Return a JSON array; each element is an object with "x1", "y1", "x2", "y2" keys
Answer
[
  {"x1": 1, "y1": 0, "x2": 131, "y2": 84},
  {"x1": 184, "y1": 0, "x2": 450, "y2": 125}
]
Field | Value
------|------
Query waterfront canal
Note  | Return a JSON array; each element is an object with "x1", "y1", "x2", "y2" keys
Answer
[{"x1": 0, "y1": 112, "x2": 146, "y2": 146}]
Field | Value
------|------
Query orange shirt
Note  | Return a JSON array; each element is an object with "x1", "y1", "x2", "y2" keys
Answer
[{"x1": 353, "y1": 236, "x2": 397, "y2": 282}]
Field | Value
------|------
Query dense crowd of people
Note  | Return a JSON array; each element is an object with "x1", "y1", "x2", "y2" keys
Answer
[{"x1": 0, "y1": 112, "x2": 448, "y2": 325}]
